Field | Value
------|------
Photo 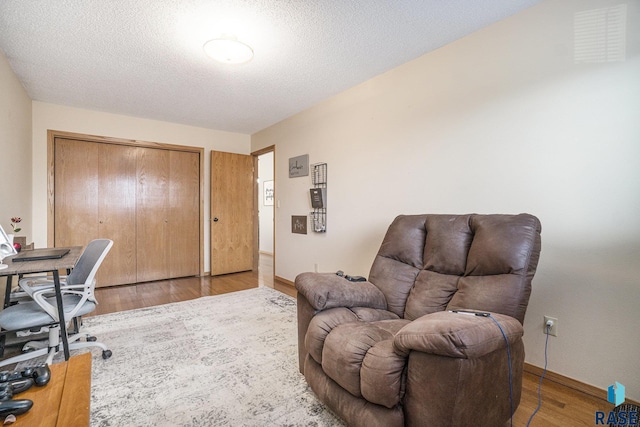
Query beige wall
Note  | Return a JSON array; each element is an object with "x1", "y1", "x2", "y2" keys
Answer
[
  {"x1": 252, "y1": 0, "x2": 640, "y2": 400},
  {"x1": 0, "y1": 50, "x2": 32, "y2": 244},
  {"x1": 32, "y1": 102, "x2": 251, "y2": 272}
]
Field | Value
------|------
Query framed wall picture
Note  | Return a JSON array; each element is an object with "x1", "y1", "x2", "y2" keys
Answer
[
  {"x1": 289, "y1": 154, "x2": 309, "y2": 178},
  {"x1": 263, "y1": 180, "x2": 274, "y2": 206},
  {"x1": 291, "y1": 216, "x2": 308, "y2": 234}
]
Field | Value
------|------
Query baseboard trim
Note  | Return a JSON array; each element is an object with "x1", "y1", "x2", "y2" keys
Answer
[
  {"x1": 275, "y1": 276, "x2": 295, "y2": 288},
  {"x1": 524, "y1": 363, "x2": 639, "y2": 406}
]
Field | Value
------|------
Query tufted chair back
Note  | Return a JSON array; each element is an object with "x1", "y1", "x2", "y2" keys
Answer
[{"x1": 368, "y1": 214, "x2": 541, "y2": 323}]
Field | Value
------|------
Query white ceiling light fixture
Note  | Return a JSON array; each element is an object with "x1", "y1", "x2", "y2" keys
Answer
[{"x1": 203, "y1": 35, "x2": 254, "y2": 64}]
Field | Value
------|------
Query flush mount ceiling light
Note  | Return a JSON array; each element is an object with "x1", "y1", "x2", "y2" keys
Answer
[{"x1": 203, "y1": 35, "x2": 254, "y2": 64}]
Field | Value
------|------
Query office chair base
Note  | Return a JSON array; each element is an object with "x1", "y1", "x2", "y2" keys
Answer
[{"x1": 0, "y1": 333, "x2": 111, "y2": 368}]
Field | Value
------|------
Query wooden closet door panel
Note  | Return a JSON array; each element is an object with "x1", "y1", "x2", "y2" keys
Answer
[
  {"x1": 54, "y1": 139, "x2": 99, "y2": 247},
  {"x1": 136, "y1": 148, "x2": 170, "y2": 282},
  {"x1": 96, "y1": 143, "x2": 137, "y2": 287},
  {"x1": 169, "y1": 151, "x2": 200, "y2": 278}
]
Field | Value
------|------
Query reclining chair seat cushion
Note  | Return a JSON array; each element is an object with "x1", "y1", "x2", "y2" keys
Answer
[
  {"x1": 306, "y1": 306, "x2": 400, "y2": 366},
  {"x1": 321, "y1": 319, "x2": 411, "y2": 408}
]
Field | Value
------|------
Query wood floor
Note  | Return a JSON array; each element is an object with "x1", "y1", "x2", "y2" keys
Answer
[
  {"x1": 88, "y1": 256, "x2": 613, "y2": 426},
  {"x1": 88, "y1": 253, "x2": 293, "y2": 317}
]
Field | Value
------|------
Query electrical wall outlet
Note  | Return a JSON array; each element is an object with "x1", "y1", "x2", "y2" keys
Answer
[
  {"x1": 314, "y1": 263, "x2": 319, "y2": 273},
  {"x1": 544, "y1": 316, "x2": 558, "y2": 336}
]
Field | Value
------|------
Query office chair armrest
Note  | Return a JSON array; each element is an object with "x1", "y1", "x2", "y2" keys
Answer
[
  {"x1": 31, "y1": 285, "x2": 93, "y2": 322},
  {"x1": 30, "y1": 288, "x2": 60, "y2": 321},
  {"x1": 18, "y1": 276, "x2": 69, "y2": 298}
]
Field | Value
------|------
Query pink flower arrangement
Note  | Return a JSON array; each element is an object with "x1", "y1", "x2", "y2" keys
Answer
[{"x1": 10, "y1": 217, "x2": 22, "y2": 233}]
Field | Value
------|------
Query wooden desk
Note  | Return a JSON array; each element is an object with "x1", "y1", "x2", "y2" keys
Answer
[
  {"x1": 15, "y1": 352, "x2": 92, "y2": 426},
  {"x1": 0, "y1": 247, "x2": 83, "y2": 361}
]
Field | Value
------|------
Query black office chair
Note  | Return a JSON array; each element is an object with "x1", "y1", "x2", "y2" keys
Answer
[{"x1": 0, "y1": 239, "x2": 114, "y2": 368}]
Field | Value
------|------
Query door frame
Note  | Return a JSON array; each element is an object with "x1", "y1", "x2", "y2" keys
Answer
[
  {"x1": 47, "y1": 130, "x2": 206, "y2": 277},
  {"x1": 251, "y1": 145, "x2": 275, "y2": 276}
]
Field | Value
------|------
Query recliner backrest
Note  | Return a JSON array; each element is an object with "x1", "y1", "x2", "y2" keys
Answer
[{"x1": 368, "y1": 214, "x2": 541, "y2": 324}]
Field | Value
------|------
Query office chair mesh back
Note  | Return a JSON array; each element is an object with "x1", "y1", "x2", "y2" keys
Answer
[{"x1": 66, "y1": 239, "x2": 113, "y2": 287}]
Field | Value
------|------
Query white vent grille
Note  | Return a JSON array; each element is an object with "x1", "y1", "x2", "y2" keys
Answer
[{"x1": 574, "y1": 4, "x2": 626, "y2": 63}]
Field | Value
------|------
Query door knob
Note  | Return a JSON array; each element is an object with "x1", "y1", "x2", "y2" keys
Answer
[{"x1": 213, "y1": 217, "x2": 219, "y2": 222}]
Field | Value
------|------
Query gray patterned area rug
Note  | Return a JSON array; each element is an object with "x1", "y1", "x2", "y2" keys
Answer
[{"x1": 79, "y1": 286, "x2": 344, "y2": 426}]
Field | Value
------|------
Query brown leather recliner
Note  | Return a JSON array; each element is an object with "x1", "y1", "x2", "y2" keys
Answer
[{"x1": 295, "y1": 214, "x2": 542, "y2": 427}]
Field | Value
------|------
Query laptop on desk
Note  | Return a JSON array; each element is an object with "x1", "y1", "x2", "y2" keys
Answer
[{"x1": 12, "y1": 248, "x2": 70, "y2": 262}]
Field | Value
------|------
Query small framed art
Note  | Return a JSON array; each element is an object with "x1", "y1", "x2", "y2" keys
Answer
[
  {"x1": 289, "y1": 154, "x2": 309, "y2": 178},
  {"x1": 291, "y1": 216, "x2": 308, "y2": 234},
  {"x1": 263, "y1": 180, "x2": 274, "y2": 206}
]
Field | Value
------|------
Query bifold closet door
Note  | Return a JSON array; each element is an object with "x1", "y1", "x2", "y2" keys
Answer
[
  {"x1": 136, "y1": 147, "x2": 170, "y2": 283},
  {"x1": 54, "y1": 139, "x2": 137, "y2": 287},
  {"x1": 169, "y1": 150, "x2": 200, "y2": 278},
  {"x1": 97, "y1": 143, "x2": 137, "y2": 286},
  {"x1": 54, "y1": 136, "x2": 201, "y2": 286},
  {"x1": 54, "y1": 139, "x2": 100, "y2": 247}
]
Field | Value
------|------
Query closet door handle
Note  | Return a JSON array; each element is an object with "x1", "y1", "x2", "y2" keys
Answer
[{"x1": 213, "y1": 217, "x2": 219, "y2": 222}]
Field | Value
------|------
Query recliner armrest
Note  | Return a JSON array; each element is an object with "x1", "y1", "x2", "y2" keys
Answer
[
  {"x1": 393, "y1": 311, "x2": 523, "y2": 358},
  {"x1": 295, "y1": 272, "x2": 387, "y2": 311}
]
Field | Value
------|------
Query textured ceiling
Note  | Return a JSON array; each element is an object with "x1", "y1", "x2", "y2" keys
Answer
[{"x1": 0, "y1": 1, "x2": 540, "y2": 134}]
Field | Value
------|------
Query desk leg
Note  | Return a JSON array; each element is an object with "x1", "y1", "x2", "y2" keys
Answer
[
  {"x1": 3, "y1": 275, "x2": 13, "y2": 308},
  {"x1": 53, "y1": 270, "x2": 71, "y2": 360},
  {"x1": 0, "y1": 275, "x2": 14, "y2": 357}
]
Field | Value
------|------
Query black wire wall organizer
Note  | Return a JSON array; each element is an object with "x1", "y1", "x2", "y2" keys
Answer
[{"x1": 310, "y1": 163, "x2": 327, "y2": 233}]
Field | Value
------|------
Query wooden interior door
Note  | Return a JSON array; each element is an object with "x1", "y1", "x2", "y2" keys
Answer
[
  {"x1": 136, "y1": 147, "x2": 170, "y2": 282},
  {"x1": 169, "y1": 150, "x2": 200, "y2": 278},
  {"x1": 210, "y1": 151, "x2": 254, "y2": 275}
]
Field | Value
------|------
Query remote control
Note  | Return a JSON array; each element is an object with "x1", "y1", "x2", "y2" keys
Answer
[
  {"x1": 336, "y1": 271, "x2": 367, "y2": 282},
  {"x1": 449, "y1": 310, "x2": 491, "y2": 317}
]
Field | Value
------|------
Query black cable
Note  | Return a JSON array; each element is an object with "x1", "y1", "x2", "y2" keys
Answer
[
  {"x1": 489, "y1": 315, "x2": 514, "y2": 427},
  {"x1": 526, "y1": 324, "x2": 551, "y2": 426}
]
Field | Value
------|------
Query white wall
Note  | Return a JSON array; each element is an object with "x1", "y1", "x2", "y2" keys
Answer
[
  {"x1": 258, "y1": 151, "x2": 274, "y2": 254},
  {"x1": 252, "y1": 0, "x2": 640, "y2": 400},
  {"x1": 0, "y1": 50, "x2": 32, "y2": 242},
  {"x1": 32, "y1": 102, "x2": 251, "y2": 272}
]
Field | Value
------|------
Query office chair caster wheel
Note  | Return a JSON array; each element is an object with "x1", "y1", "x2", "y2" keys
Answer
[
  {"x1": 86, "y1": 336, "x2": 97, "y2": 342},
  {"x1": 102, "y1": 350, "x2": 112, "y2": 359}
]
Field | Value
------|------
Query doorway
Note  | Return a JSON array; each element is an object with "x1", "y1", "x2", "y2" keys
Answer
[{"x1": 254, "y1": 147, "x2": 275, "y2": 285}]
